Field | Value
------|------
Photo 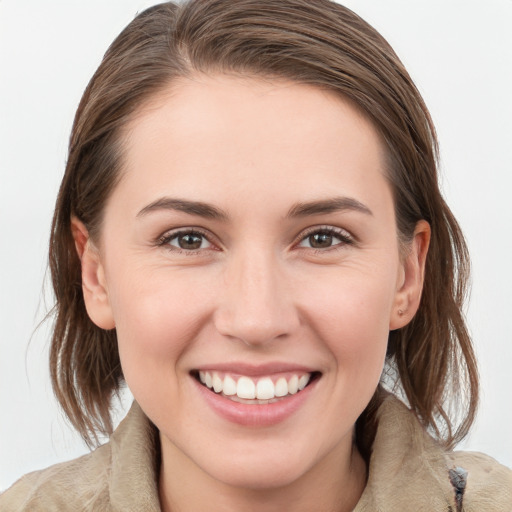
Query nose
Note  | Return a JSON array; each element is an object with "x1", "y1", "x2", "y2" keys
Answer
[{"x1": 213, "y1": 248, "x2": 300, "y2": 347}]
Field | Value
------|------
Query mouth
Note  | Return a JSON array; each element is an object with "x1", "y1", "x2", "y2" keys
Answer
[{"x1": 191, "y1": 370, "x2": 321, "y2": 405}]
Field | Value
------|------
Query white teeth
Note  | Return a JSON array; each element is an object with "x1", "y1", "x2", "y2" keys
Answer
[
  {"x1": 223, "y1": 375, "x2": 237, "y2": 396},
  {"x1": 237, "y1": 376, "x2": 256, "y2": 399},
  {"x1": 298, "y1": 375, "x2": 309, "y2": 391},
  {"x1": 256, "y1": 378, "x2": 275, "y2": 399},
  {"x1": 288, "y1": 375, "x2": 299, "y2": 395},
  {"x1": 197, "y1": 371, "x2": 313, "y2": 400},
  {"x1": 212, "y1": 372, "x2": 223, "y2": 393},
  {"x1": 275, "y1": 377, "x2": 288, "y2": 397}
]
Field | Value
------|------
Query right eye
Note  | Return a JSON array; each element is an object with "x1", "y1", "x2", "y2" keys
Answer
[{"x1": 159, "y1": 230, "x2": 214, "y2": 252}]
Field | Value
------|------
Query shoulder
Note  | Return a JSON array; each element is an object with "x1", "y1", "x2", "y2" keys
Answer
[
  {"x1": 0, "y1": 401, "x2": 160, "y2": 512},
  {"x1": 0, "y1": 443, "x2": 113, "y2": 512},
  {"x1": 356, "y1": 395, "x2": 512, "y2": 511},
  {"x1": 447, "y1": 450, "x2": 512, "y2": 511}
]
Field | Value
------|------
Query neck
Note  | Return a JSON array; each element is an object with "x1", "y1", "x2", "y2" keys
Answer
[{"x1": 158, "y1": 434, "x2": 367, "y2": 512}]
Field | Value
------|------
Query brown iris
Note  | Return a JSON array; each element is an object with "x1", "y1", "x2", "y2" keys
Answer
[
  {"x1": 177, "y1": 233, "x2": 203, "y2": 250},
  {"x1": 308, "y1": 232, "x2": 333, "y2": 249}
]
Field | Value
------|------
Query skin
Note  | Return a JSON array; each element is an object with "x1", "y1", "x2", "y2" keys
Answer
[{"x1": 73, "y1": 74, "x2": 429, "y2": 512}]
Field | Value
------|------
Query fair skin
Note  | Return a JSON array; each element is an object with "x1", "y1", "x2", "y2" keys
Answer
[{"x1": 73, "y1": 74, "x2": 429, "y2": 512}]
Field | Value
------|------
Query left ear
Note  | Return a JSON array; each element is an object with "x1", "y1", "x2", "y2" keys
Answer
[{"x1": 390, "y1": 220, "x2": 431, "y2": 330}]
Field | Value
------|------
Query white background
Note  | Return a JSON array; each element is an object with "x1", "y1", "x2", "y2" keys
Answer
[{"x1": 1, "y1": 0, "x2": 511, "y2": 492}]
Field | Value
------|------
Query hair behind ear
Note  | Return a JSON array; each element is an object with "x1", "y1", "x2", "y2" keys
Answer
[
  {"x1": 386, "y1": 203, "x2": 477, "y2": 448},
  {"x1": 50, "y1": 213, "x2": 122, "y2": 446}
]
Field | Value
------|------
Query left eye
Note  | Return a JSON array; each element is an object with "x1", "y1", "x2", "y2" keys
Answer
[
  {"x1": 298, "y1": 229, "x2": 351, "y2": 249},
  {"x1": 167, "y1": 231, "x2": 212, "y2": 250}
]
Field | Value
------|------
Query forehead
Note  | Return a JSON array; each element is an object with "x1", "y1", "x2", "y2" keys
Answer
[
  {"x1": 113, "y1": 74, "x2": 390, "y2": 218},
  {"x1": 126, "y1": 73, "x2": 380, "y2": 158}
]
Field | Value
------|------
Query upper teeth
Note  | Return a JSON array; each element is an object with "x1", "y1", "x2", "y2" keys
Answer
[{"x1": 198, "y1": 371, "x2": 311, "y2": 400}]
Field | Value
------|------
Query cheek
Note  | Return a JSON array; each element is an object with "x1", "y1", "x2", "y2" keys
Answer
[
  {"x1": 299, "y1": 264, "x2": 395, "y2": 375},
  {"x1": 106, "y1": 266, "x2": 216, "y2": 397}
]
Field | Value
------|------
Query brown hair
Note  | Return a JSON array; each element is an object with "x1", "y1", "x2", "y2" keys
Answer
[{"x1": 49, "y1": 0, "x2": 478, "y2": 452}]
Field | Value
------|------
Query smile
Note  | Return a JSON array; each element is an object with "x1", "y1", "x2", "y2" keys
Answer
[
  {"x1": 197, "y1": 371, "x2": 314, "y2": 403},
  {"x1": 191, "y1": 366, "x2": 322, "y2": 426}
]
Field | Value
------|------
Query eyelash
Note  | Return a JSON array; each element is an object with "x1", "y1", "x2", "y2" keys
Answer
[
  {"x1": 296, "y1": 226, "x2": 354, "y2": 252},
  {"x1": 156, "y1": 226, "x2": 354, "y2": 255},
  {"x1": 157, "y1": 228, "x2": 214, "y2": 255}
]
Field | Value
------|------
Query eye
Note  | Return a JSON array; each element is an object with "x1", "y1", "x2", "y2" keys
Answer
[
  {"x1": 297, "y1": 227, "x2": 353, "y2": 250},
  {"x1": 159, "y1": 229, "x2": 213, "y2": 251}
]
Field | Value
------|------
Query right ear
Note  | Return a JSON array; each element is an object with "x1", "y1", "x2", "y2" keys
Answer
[{"x1": 71, "y1": 217, "x2": 115, "y2": 330}]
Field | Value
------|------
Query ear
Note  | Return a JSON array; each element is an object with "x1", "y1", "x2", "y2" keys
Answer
[
  {"x1": 389, "y1": 220, "x2": 431, "y2": 330},
  {"x1": 71, "y1": 217, "x2": 115, "y2": 330}
]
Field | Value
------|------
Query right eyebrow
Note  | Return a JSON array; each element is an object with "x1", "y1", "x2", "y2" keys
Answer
[{"x1": 137, "y1": 197, "x2": 229, "y2": 221}]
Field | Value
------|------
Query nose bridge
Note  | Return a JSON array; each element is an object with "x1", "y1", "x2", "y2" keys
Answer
[{"x1": 214, "y1": 245, "x2": 298, "y2": 346}]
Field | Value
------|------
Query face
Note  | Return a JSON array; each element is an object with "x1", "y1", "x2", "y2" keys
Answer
[{"x1": 79, "y1": 74, "x2": 426, "y2": 492}]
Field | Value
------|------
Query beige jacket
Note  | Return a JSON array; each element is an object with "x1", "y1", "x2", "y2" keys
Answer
[{"x1": 2, "y1": 396, "x2": 511, "y2": 511}]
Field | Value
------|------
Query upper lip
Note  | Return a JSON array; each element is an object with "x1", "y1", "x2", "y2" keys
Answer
[{"x1": 192, "y1": 362, "x2": 318, "y2": 376}]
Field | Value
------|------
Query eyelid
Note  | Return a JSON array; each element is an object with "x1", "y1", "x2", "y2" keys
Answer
[
  {"x1": 295, "y1": 225, "x2": 355, "y2": 249},
  {"x1": 156, "y1": 227, "x2": 219, "y2": 251}
]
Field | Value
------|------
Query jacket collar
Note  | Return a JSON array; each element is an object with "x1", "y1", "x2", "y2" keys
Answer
[
  {"x1": 108, "y1": 396, "x2": 458, "y2": 511},
  {"x1": 109, "y1": 402, "x2": 161, "y2": 510},
  {"x1": 354, "y1": 395, "x2": 457, "y2": 511}
]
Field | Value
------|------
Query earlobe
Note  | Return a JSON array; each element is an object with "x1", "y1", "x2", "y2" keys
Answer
[
  {"x1": 390, "y1": 220, "x2": 431, "y2": 330},
  {"x1": 71, "y1": 217, "x2": 115, "y2": 330}
]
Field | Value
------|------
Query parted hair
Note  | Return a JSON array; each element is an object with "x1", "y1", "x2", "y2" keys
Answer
[{"x1": 49, "y1": 0, "x2": 478, "y2": 454}]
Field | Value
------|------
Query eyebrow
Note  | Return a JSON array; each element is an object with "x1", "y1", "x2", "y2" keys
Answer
[
  {"x1": 137, "y1": 195, "x2": 372, "y2": 220},
  {"x1": 286, "y1": 196, "x2": 373, "y2": 218},
  {"x1": 137, "y1": 197, "x2": 229, "y2": 220}
]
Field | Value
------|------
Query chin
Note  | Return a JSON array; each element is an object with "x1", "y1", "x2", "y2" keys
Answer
[
  {"x1": 204, "y1": 453, "x2": 313, "y2": 491},
  {"x1": 186, "y1": 428, "x2": 337, "y2": 492}
]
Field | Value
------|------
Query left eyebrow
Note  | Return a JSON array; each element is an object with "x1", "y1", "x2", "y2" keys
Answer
[{"x1": 286, "y1": 196, "x2": 373, "y2": 218}]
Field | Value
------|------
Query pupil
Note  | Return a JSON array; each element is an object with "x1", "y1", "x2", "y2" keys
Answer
[
  {"x1": 179, "y1": 234, "x2": 202, "y2": 250},
  {"x1": 310, "y1": 233, "x2": 332, "y2": 248}
]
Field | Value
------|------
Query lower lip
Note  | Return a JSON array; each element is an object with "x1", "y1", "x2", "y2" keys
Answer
[{"x1": 193, "y1": 376, "x2": 319, "y2": 427}]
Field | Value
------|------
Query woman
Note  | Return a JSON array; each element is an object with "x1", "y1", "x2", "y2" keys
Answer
[{"x1": 2, "y1": 0, "x2": 511, "y2": 510}]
